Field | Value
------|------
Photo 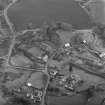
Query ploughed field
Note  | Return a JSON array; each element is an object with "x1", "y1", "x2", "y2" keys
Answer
[{"x1": 0, "y1": 0, "x2": 105, "y2": 105}]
